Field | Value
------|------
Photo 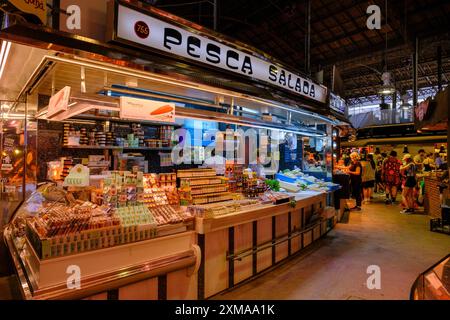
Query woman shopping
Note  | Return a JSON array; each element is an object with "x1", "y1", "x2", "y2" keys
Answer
[
  {"x1": 400, "y1": 154, "x2": 417, "y2": 214},
  {"x1": 348, "y1": 152, "x2": 363, "y2": 211},
  {"x1": 361, "y1": 154, "x2": 376, "y2": 204}
]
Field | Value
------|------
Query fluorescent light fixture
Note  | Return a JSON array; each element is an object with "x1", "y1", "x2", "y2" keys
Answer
[
  {"x1": 0, "y1": 41, "x2": 12, "y2": 79},
  {"x1": 39, "y1": 56, "x2": 337, "y2": 125},
  {"x1": 378, "y1": 86, "x2": 395, "y2": 95},
  {"x1": 378, "y1": 72, "x2": 396, "y2": 96},
  {"x1": 175, "y1": 114, "x2": 326, "y2": 137}
]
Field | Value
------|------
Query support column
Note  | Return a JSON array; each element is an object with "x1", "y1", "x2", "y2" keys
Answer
[
  {"x1": 213, "y1": 0, "x2": 218, "y2": 31},
  {"x1": 437, "y1": 45, "x2": 442, "y2": 92},
  {"x1": 413, "y1": 37, "x2": 419, "y2": 106},
  {"x1": 305, "y1": 0, "x2": 311, "y2": 75}
]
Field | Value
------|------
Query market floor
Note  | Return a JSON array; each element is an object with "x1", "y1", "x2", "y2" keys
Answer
[{"x1": 212, "y1": 196, "x2": 450, "y2": 300}]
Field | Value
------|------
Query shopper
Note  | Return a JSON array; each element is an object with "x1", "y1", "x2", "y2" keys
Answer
[
  {"x1": 400, "y1": 154, "x2": 417, "y2": 214},
  {"x1": 382, "y1": 150, "x2": 401, "y2": 204},
  {"x1": 361, "y1": 153, "x2": 376, "y2": 204},
  {"x1": 422, "y1": 153, "x2": 435, "y2": 172},
  {"x1": 342, "y1": 150, "x2": 351, "y2": 166},
  {"x1": 435, "y1": 153, "x2": 445, "y2": 170},
  {"x1": 348, "y1": 152, "x2": 362, "y2": 211},
  {"x1": 374, "y1": 152, "x2": 385, "y2": 194},
  {"x1": 413, "y1": 149, "x2": 426, "y2": 171}
]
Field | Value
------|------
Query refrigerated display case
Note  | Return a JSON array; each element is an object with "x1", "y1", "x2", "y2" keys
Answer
[{"x1": 410, "y1": 254, "x2": 450, "y2": 300}]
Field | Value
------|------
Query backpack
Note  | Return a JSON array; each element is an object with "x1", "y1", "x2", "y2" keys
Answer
[{"x1": 384, "y1": 158, "x2": 400, "y2": 184}]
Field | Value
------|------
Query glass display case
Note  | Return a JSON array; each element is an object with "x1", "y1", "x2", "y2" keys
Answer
[{"x1": 411, "y1": 254, "x2": 450, "y2": 300}]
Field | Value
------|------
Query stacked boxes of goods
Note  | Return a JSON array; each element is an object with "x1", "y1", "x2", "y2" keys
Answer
[
  {"x1": 61, "y1": 158, "x2": 73, "y2": 179},
  {"x1": 79, "y1": 128, "x2": 88, "y2": 145},
  {"x1": 63, "y1": 123, "x2": 71, "y2": 147},
  {"x1": 159, "y1": 125, "x2": 174, "y2": 147},
  {"x1": 177, "y1": 169, "x2": 232, "y2": 205},
  {"x1": 159, "y1": 173, "x2": 179, "y2": 205},
  {"x1": 131, "y1": 123, "x2": 145, "y2": 147},
  {"x1": 142, "y1": 173, "x2": 193, "y2": 226},
  {"x1": 106, "y1": 131, "x2": 115, "y2": 146},
  {"x1": 243, "y1": 170, "x2": 268, "y2": 198},
  {"x1": 25, "y1": 202, "x2": 159, "y2": 259},
  {"x1": 103, "y1": 171, "x2": 145, "y2": 208},
  {"x1": 225, "y1": 164, "x2": 244, "y2": 192}
]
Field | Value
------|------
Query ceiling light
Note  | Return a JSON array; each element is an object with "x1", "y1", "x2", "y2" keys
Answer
[
  {"x1": 379, "y1": 87, "x2": 395, "y2": 95},
  {"x1": 378, "y1": 72, "x2": 396, "y2": 96},
  {"x1": 400, "y1": 93, "x2": 411, "y2": 109},
  {"x1": 0, "y1": 41, "x2": 12, "y2": 79}
]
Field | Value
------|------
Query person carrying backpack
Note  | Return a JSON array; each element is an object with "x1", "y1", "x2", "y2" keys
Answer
[{"x1": 382, "y1": 150, "x2": 401, "y2": 204}]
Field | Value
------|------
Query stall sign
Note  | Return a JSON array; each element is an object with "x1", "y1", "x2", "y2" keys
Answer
[
  {"x1": 330, "y1": 93, "x2": 346, "y2": 115},
  {"x1": 7, "y1": 0, "x2": 47, "y2": 25},
  {"x1": 415, "y1": 99, "x2": 430, "y2": 121},
  {"x1": 120, "y1": 96, "x2": 175, "y2": 123},
  {"x1": 63, "y1": 165, "x2": 90, "y2": 187},
  {"x1": 110, "y1": 2, "x2": 327, "y2": 104},
  {"x1": 48, "y1": 86, "x2": 71, "y2": 118}
]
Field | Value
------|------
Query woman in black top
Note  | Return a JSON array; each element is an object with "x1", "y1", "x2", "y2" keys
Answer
[{"x1": 348, "y1": 152, "x2": 363, "y2": 211}]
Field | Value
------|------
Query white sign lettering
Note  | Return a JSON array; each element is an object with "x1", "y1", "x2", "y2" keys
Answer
[{"x1": 113, "y1": 4, "x2": 327, "y2": 103}]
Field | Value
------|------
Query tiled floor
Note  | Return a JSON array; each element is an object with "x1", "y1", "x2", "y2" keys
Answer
[
  {"x1": 0, "y1": 276, "x2": 21, "y2": 300},
  {"x1": 212, "y1": 197, "x2": 450, "y2": 300}
]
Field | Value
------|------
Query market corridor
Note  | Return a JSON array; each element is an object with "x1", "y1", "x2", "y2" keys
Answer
[{"x1": 213, "y1": 198, "x2": 450, "y2": 300}]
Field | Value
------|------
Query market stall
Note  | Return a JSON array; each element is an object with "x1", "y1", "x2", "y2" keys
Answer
[{"x1": 0, "y1": 0, "x2": 345, "y2": 300}]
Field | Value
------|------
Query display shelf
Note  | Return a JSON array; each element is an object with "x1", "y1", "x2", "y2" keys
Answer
[
  {"x1": 191, "y1": 188, "x2": 229, "y2": 196},
  {"x1": 177, "y1": 174, "x2": 218, "y2": 180},
  {"x1": 63, "y1": 145, "x2": 172, "y2": 151},
  {"x1": 189, "y1": 182, "x2": 225, "y2": 188},
  {"x1": 70, "y1": 113, "x2": 182, "y2": 127}
]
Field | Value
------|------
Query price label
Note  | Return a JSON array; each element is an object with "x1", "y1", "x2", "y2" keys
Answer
[{"x1": 63, "y1": 164, "x2": 90, "y2": 187}]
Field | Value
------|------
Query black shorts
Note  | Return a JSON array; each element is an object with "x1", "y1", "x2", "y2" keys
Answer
[
  {"x1": 405, "y1": 177, "x2": 417, "y2": 188},
  {"x1": 375, "y1": 171, "x2": 382, "y2": 182},
  {"x1": 362, "y1": 180, "x2": 375, "y2": 188}
]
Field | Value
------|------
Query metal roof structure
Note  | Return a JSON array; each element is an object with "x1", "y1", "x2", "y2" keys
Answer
[{"x1": 151, "y1": 0, "x2": 450, "y2": 106}]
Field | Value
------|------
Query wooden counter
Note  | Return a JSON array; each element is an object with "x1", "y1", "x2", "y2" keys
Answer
[
  {"x1": 5, "y1": 229, "x2": 200, "y2": 300},
  {"x1": 196, "y1": 193, "x2": 325, "y2": 234},
  {"x1": 423, "y1": 175, "x2": 448, "y2": 218},
  {"x1": 196, "y1": 192, "x2": 336, "y2": 299}
]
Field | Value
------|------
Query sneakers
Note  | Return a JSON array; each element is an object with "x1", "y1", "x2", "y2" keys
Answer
[
  {"x1": 350, "y1": 206, "x2": 362, "y2": 211},
  {"x1": 401, "y1": 208, "x2": 414, "y2": 214},
  {"x1": 385, "y1": 199, "x2": 392, "y2": 205}
]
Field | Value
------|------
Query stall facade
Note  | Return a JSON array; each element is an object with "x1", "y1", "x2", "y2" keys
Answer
[{"x1": 1, "y1": 0, "x2": 341, "y2": 300}]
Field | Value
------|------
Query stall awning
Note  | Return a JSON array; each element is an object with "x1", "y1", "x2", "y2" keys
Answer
[
  {"x1": 0, "y1": 2, "x2": 335, "y2": 120},
  {"x1": 415, "y1": 86, "x2": 449, "y2": 131}
]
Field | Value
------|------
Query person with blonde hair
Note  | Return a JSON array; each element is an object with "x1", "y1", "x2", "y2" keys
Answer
[
  {"x1": 348, "y1": 152, "x2": 362, "y2": 211},
  {"x1": 400, "y1": 154, "x2": 417, "y2": 214},
  {"x1": 361, "y1": 153, "x2": 376, "y2": 203}
]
